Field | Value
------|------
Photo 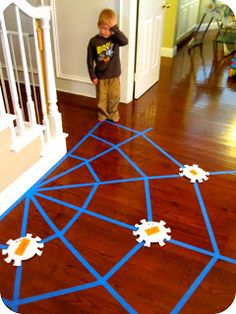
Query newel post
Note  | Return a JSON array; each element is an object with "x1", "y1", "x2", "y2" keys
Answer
[{"x1": 40, "y1": 14, "x2": 63, "y2": 138}]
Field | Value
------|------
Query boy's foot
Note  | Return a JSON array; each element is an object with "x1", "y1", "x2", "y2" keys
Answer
[
  {"x1": 112, "y1": 118, "x2": 120, "y2": 123},
  {"x1": 107, "y1": 118, "x2": 120, "y2": 123},
  {"x1": 98, "y1": 116, "x2": 107, "y2": 122}
]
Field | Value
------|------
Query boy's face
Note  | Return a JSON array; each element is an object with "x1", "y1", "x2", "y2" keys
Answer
[{"x1": 99, "y1": 24, "x2": 112, "y2": 38}]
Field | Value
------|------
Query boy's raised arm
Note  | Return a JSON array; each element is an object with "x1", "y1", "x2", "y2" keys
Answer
[{"x1": 111, "y1": 25, "x2": 128, "y2": 46}]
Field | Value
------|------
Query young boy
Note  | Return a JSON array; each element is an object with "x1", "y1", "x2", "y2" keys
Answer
[{"x1": 87, "y1": 9, "x2": 128, "y2": 122}]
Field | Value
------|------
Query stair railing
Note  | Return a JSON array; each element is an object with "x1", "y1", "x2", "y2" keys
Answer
[{"x1": 0, "y1": 0, "x2": 63, "y2": 145}]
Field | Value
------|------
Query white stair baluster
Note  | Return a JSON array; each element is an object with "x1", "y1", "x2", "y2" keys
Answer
[
  {"x1": 0, "y1": 85, "x2": 17, "y2": 146},
  {"x1": 0, "y1": 59, "x2": 10, "y2": 113},
  {"x1": 15, "y1": 7, "x2": 37, "y2": 127},
  {"x1": 33, "y1": 18, "x2": 50, "y2": 143},
  {"x1": 0, "y1": 13, "x2": 25, "y2": 136},
  {"x1": 26, "y1": 34, "x2": 40, "y2": 123},
  {"x1": 8, "y1": 33, "x2": 25, "y2": 120},
  {"x1": 41, "y1": 16, "x2": 63, "y2": 138},
  {"x1": 0, "y1": 86, "x2": 6, "y2": 117}
]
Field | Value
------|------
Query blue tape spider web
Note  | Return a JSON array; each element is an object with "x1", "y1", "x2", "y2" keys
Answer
[{"x1": 0, "y1": 120, "x2": 236, "y2": 313}]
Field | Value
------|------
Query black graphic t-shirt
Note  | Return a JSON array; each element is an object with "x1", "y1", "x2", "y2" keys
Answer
[
  {"x1": 87, "y1": 25, "x2": 128, "y2": 80},
  {"x1": 97, "y1": 41, "x2": 114, "y2": 63}
]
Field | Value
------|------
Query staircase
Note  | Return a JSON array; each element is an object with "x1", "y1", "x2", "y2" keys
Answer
[{"x1": 0, "y1": 0, "x2": 67, "y2": 215}]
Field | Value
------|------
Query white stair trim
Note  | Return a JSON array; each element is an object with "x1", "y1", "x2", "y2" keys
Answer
[
  {"x1": 0, "y1": 113, "x2": 16, "y2": 132},
  {"x1": 0, "y1": 133, "x2": 67, "y2": 216},
  {"x1": 11, "y1": 122, "x2": 46, "y2": 152}
]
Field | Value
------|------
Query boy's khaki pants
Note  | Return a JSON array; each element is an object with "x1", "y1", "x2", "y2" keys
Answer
[{"x1": 96, "y1": 77, "x2": 120, "y2": 122}]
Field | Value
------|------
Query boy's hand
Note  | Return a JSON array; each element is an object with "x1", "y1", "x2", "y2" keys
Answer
[
  {"x1": 107, "y1": 17, "x2": 117, "y2": 28},
  {"x1": 92, "y1": 78, "x2": 99, "y2": 85}
]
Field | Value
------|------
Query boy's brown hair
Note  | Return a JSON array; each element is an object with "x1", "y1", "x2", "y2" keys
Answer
[{"x1": 98, "y1": 9, "x2": 116, "y2": 26}]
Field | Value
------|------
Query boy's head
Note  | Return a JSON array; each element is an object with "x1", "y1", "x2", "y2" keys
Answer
[{"x1": 98, "y1": 9, "x2": 116, "y2": 38}]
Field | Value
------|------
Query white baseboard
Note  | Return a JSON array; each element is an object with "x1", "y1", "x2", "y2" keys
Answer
[
  {"x1": 199, "y1": 21, "x2": 218, "y2": 32},
  {"x1": 161, "y1": 46, "x2": 178, "y2": 58},
  {"x1": 0, "y1": 134, "x2": 67, "y2": 217}
]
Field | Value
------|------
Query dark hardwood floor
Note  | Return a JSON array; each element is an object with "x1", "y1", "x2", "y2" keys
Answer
[{"x1": 0, "y1": 31, "x2": 236, "y2": 313}]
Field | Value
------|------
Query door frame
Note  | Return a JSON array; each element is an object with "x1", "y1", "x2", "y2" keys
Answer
[
  {"x1": 119, "y1": 0, "x2": 138, "y2": 103},
  {"x1": 133, "y1": 0, "x2": 140, "y2": 100}
]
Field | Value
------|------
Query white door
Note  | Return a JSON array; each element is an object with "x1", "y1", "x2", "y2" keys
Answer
[{"x1": 134, "y1": 0, "x2": 167, "y2": 99}]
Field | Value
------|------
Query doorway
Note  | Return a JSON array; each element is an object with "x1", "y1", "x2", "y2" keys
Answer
[{"x1": 134, "y1": 0, "x2": 169, "y2": 99}]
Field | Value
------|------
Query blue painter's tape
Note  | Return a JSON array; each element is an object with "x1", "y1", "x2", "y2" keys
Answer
[
  {"x1": 194, "y1": 182, "x2": 219, "y2": 254},
  {"x1": 70, "y1": 154, "x2": 88, "y2": 162},
  {"x1": 90, "y1": 134, "x2": 114, "y2": 146},
  {"x1": 2, "y1": 298, "x2": 13, "y2": 309},
  {"x1": 170, "y1": 256, "x2": 218, "y2": 314},
  {"x1": 100, "y1": 177, "x2": 144, "y2": 185},
  {"x1": 41, "y1": 234, "x2": 58, "y2": 244},
  {"x1": 39, "y1": 177, "x2": 146, "y2": 192},
  {"x1": 144, "y1": 179, "x2": 153, "y2": 221},
  {"x1": 21, "y1": 196, "x2": 30, "y2": 237},
  {"x1": 104, "y1": 120, "x2": 139, "y2": 133},
  {"x1": 39, "y1": 160, "x2": 87, "y2": 188},
  {"x1": 32, "y1": 197, "x2": 61, "y2": 234},
  {"x1": 35, "y1": 124, "x2": 101, "y2": 188},
  {"x1": 105, "y1": 120, "x2": 151, "y2": 137},
  {"x1": 90, "y1": 130, "x2": 151, "y2": 164},
  {"x1": 39, "y1": 128, "x2": 151, "y2": 188},
  {"x1": 83, "y1": 208, "x2": 136, "y2": 231},
  {"x1": 169, "y1": 239, "x2": 215, "y2": 257},
  {"x1": 149, "y1": 174, "x2": 180, "y2": 180},
  {"x1": 35, "y1": 122, "x2": 102, "y2": 188},
  {"x1": 2, "y1": 122, "x2": 236, "y2": 313},
  {"x1": 11, "y1": 196, "x2": 32, "y2": 311},
  {"x1": 0, "y1": 244, "x2": 8, "y2": 249},
  {"x1": 61, "y1": 210, "x2": 83, "y2": 236},
  {"x1": 32, "y1": 196, "x2": 102, "y2": 280},
  {"x1": 36, "y1": 192, "x2": 136, "y2": 231},
  {"x1": 117, "y1": 147, "x2": 146, "y2": 178},
  {"x1": 38, "y1": 182, "x2": 96, "y2": 192},
  {"x1": 86, "y1": 163, "x2": 100, "y2": 182},
  {"x1": 219, "y1": 255, "x2": 236, "y2": 265},
  {"x1": 88, "y1": 129, "x2": 152, "y2": 165},
  {"x1": 103, "y1": 281, "x2": 137, "y2": 314},
  {"x1": 83, "y1": 184, "x2": 98, "y2": 208},
  {"x1": 35, "y1": 154, "x2": 72, "y2": 187},
  {"x1": 18, "y1": 281, "x2": 100, "y2": 305},
  {"x1": 142, "y1": 134, "x2": 184, "y2": 168},
  {"x1": 36, "y1": 192, "x2": 82, "y2": 212},
  {"x1": 12, "y1": 266, "x2": 23, "y2": 312},
  {"x1": 104, "y1": 242, "x2": 144, "y2": 281},
  {"x1": 209, "y1": 170, "x2": 236, "y2": 176},
  {"x1": 69, "y1": 122, "x2": 102, "y2": 155},
  {"x1": 62, "y1": 185, "x2": 98, "y2": 235},
  {"x1": 60, "y1": 236, "x2": 102, "y2": 280}
]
